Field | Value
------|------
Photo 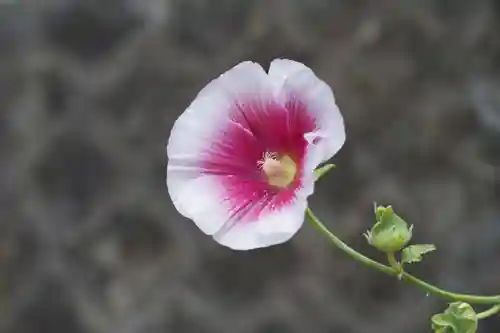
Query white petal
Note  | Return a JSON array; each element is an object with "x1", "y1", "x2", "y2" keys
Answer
[
  {"x1": 269, "y1": 59, "x2": 346, "y2": 163},
  {"x1": 167, "y1": 61, "x2": 274, "y2": 235},
  {"x1": 167, "y1": 173, "x2": 230, "y2": 235},
  {"x1": 167, "y1": 61, "x2": 271, "y2": 158},
  {"x1": 268, "y1": 58, "x2": 310, "y2": 90},
  {"x1": 213, "y1": 199, "x2": 308, "y2": 250}
]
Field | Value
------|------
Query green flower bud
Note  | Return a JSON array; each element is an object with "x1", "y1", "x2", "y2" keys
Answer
[
  {"x1": 431, "y1": 302, "x2": 478, "y2": 333},
  {"x1": 364, "y1": 205, "x2": 413, "y2": 253}
]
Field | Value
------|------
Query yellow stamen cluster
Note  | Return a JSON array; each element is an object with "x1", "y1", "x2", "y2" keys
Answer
[{"x1": 258, "y1": 152, "x2": 297, "y2": 188}]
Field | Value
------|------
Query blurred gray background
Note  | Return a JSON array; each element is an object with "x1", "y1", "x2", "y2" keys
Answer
[{"x1": 1, "y1": 0, "x2": 499, "y2": 332}]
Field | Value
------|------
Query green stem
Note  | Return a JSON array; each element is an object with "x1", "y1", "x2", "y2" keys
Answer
[
  {"x1": 306, "y1": 208, "x2": 500, "y2": 304},
  {"x1": 386, "y1": 252, "x2": 399, "y2": 269},
  {"x1": 477, "y1": 304, "x2": 500, "y2": 319},
  {"x1": 387, "y1": 252, "x2": 403, "y2": 279}
]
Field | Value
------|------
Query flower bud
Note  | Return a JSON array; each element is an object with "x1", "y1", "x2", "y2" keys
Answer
[
  {"x1": 364, "y1": 205, "x2": 413, "y2": 253},
  {"x1": 431, "y1": 302, "x2": 478, "y2": 333}
]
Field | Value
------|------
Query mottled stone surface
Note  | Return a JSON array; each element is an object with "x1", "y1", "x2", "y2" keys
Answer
[{"x1": 1, "y1": 0, "x2": 499, "y2": 332}]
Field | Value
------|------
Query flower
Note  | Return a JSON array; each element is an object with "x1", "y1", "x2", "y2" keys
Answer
[{"x1": 166, "y1": 59, "x2": 345, "y2": 250}]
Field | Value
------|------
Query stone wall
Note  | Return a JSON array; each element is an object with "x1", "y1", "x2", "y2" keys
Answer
[{"x1": 1, "y1": 1, "x2": 499, "y2": 332}]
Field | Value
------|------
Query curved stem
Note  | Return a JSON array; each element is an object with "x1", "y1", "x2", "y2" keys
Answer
[
  {"x1": 306, "y1": 208, "x2": 500, "y2": 304},
  {"x1": 477, "y1": 304, "x2": 500, "y2": 319}
]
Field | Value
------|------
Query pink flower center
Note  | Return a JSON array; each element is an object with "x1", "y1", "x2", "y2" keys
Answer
[
  {"x1": 199, "y1": 99, "x2": 315, "y2": 222},
  {"x1": 258, "y1": 152, "x2": 297, "y2": 188}
]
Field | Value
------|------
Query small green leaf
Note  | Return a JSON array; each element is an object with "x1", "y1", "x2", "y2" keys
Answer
[
  {"x1": 314, "y1": 164, "x2": 336, "y2": 181},
  {"x1": 402, "y1": 244, "x2": 436, "y2": 264},
  {"x1": 432, "y1": 313, "x2": 454, "y2": 329},
  {"x1": 431, "y1": 302, "x2": 478, "y2": 333}
]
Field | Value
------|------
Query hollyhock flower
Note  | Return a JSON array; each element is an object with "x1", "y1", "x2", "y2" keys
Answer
[{"x1": 166, "y1": 59, "x2": 345, "y2": 250}]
